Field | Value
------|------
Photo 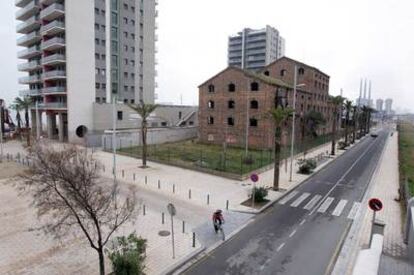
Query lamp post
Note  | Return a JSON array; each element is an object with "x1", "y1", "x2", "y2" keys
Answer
[
  {"x1": 289, "y1": 66, "x2": 306, "y2": 182},
  {"x1": 112, "y1": 95, "x2": 117, "y2": 184}
]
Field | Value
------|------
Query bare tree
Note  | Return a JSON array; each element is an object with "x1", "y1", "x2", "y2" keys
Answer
[{"x1": 17, "y1": 143, "x2": 139, "y2": 275}]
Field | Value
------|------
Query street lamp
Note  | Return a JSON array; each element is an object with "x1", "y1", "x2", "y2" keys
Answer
[{"x1": 289, "y1": 65, "x2": 306, "y2": 182}]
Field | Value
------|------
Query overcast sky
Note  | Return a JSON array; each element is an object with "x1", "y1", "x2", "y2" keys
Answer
[{"x1": 2, "y1": 0, "x2": 413, "y2": 112}]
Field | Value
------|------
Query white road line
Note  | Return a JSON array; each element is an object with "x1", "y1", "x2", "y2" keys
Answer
[
  {"x1": 332, "y1": 199, "x2": 348, "y2": 216},
  {"x1": 308, "y1": 139, "x2": 378, "y2": 215},
  {"x1": 300, "y1": 219, "x2": 306, "y2": 225},
  {"x1": 303, "y1": 194, "x2": 322, "y2": 210},
  {"x1": 277, "y1": 243, "x2": 285, "y2": 252},
  {"x1": 289, "y1": 229, "x2": 297, "y2": 238},
  {"x1": 317, "y1": 197, "x2": 335, "y2": 213},
  {"x1": 347, "y1": 202, "x2": 362, "y2": 220},
  {"x1": 290, "y1": 192, "x2": 311, "y2": 207},
  {"x1": 278, "y1": 191, "x2": 299, "y2": 205}
]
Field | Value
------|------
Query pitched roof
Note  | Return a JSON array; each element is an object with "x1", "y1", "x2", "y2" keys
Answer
[
  {"x1": 198, "y1": 66, "x2": 292, "y2": 89},
  {"x1": 263, "y1": 56, "x2": 330, "y2": 78}
]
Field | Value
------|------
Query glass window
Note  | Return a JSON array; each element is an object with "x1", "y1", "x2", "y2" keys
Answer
[
  {"x1": 111, "y1": 12, "x2": 118, "y2": 23},
  {"x1": 111, "y1": 0, "x2": 118, "y2": 10},
  {"x1": 111, "y1": 26, "x2": 118, "y2": 39},
  {"x1": 111, "y1": 41, "x2": 118, "y2": 51}
]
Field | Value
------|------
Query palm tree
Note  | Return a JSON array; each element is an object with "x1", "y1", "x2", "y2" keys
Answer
[
  {"x1": 344, "y1": 100, "x2": 353, "y2": 146},
  {"x1": 9, "y1": 103, "x2": 22, "y2": 138},
  {"x1": 14, "y1": 97, "x2": 32, "y2": 146},
  {"x1": 330, "y1": 95, "x2": 344, "y2": 156},
  {"x1": 301, "y1": 110, "x2": 326, "y2": 157},
  {"x1": 361, "y1": 106, "x2": 369, "y2": 136},
  {"x1": 366, "y1": 107, "x2": 374, "y2": 133},
  {"x1": 267, "y1": 107, "x2": 293, "y2": 191},
  {"x1": 351, "y1": 105, "x2": 358, "y2": 144},
  {"x1": 128, "y1": 101, "x2": 158, "y2": 168}
]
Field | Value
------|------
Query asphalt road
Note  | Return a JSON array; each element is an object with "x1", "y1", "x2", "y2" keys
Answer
[{"x1": 183, "y1": 129, "x2": 389, "y2": 275}]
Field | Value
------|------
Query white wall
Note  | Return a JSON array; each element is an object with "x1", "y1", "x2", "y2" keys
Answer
[{"x1": 65, "y1": 0, "x2": 95, "y2": 143}]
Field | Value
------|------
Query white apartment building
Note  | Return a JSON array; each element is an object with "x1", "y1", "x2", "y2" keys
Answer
[{"x1": 15, "y1": 0, "x2": 157, "y2": 143}]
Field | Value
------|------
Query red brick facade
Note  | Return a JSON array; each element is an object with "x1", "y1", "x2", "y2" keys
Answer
[{"x1": 198, "y1": 58, "x2": 336, "y2": 149}]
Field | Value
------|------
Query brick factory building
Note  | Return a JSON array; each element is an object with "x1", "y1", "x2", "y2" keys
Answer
[{"x1": 198, "y1": 57, "x2": 337, "y2": 149}]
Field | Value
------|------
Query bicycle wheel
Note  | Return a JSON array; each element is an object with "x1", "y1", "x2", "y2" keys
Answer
[{"x1": 219, "y1": 228, "x2": 225, "y2": 241}]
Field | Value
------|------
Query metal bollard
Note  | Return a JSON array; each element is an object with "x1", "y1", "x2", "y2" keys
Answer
[
  {"x1": 143, "y1": 205, "x2": 146, "y2": 216},
  {"x1": 145, "y1": 176, "x2": 147, "y2": 184},
  {"x1": 162, "y1": 212, "x2": 165, "y2": 224},
  {"x1": 173, "y1": 184, "x2": 175, "y2": 194},
  {"x1": 122, "y1": 170, "x2": 124, "y2": 178},
  {"x1": 207, "y1": 194, "x2": 210, "y2": 205},
  {"x1": 103, "y1": 165, "x2": 105, "y2": 172},
  {"x1": 182, "y1": 221, "x2": 185, "y2": 233},
  {"x1": 158, "y1": 180, "x2": 160, "y2": 189},
  {"x1": 192, "y1": 232, "x2": 196, "y2": 247},
  {"x1": 133, "y1": 173, "x2": 136, "y2": 181},
  {"x1": 226, "y1": 200, "x2": 229, "y2": 210},
  {"x1": 189, "y1": 189, "x2": 192, "y2": 199}
]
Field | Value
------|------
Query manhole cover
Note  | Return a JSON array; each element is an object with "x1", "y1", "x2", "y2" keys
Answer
[{"x1": 158, "y1": 230, "x2": 170, "y2": 237}]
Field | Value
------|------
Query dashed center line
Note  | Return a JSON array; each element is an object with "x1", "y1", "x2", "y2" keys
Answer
[
  {"x1": 289, "y1": 229, "x2": 297, "y2": 238},
  {"x1": 277, "y1": 243, "x2": 285, "y2": 252},
  {"x1": 300, "y1": 219, "x2": 306, "y2": 225}
]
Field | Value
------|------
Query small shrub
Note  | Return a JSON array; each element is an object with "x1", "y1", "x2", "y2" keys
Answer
[
  {"x1": 250, "y1": 187, "x2": 268, "y2": 203},
  {"x1": 298, "y1": 159, "x2": 317, "y2": 175},
  {"x1": 338, "y1": 141, "x2": 347, "y2": 150},
  {"x1": 243, "y1": 155, "x2": 254, "y2": 165},
  {"x1": 107, "y1": 232, "x2": 147, "y2": 275}
]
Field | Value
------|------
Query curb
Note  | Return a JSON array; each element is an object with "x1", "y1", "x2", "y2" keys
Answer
[{"x1": 161, "y1": 245, "x2": 206, "y2": 275}]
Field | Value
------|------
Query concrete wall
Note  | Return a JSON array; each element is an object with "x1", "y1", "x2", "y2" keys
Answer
[
  {"x1": 66, "y1": 0, "x2": 95, "y2": 143},
  {"x1": 102, "y1": 127, "x2": 198, "y2": 149}
]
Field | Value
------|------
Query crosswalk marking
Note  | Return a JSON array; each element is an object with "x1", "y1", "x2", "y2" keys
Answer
[
  {"x1": 332, "y1": 199, "x2": 348, "y2": 216},
  {"x1": 347, "y1": 202, "x2": 362, "y2": 220},
  {"x1": 278, "y1": 191, "x2": 299, "y2": 205},
  {"x1": 317, "y1": 197, "x2": 335, "y2": 213},
  {"x1": 290, "y1": 193, "x2": 311, "y2": 207},
  {"x1": 304, "y1": 194, "x2": 322, "y2": 210}
]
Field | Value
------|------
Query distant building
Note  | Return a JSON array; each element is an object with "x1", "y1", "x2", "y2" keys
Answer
[
  {"x1": 228, "y1": 25, "x2": 285, "y2": 71},
  {"x1": 385, "y1": 98, "x2": 393, "y2": 114},
  {"x1": 376, "y1": 99, "x2": 384, "y2": 112},
  {"x1": 198, "y1": 57, "x2": 336, "y2": 149}
]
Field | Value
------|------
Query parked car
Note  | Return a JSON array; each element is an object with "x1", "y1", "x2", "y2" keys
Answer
[{"x1": 370, "y1": 132, "x2": 378, "y2": 138}]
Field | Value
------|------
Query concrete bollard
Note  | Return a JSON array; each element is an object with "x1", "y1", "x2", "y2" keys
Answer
[
  {"x1": 122, "y1": 170, "x2": 124, "y2": 178},
  {"x1": 145, "y1": 176, "x2": 147, "y2": 184},
  {"x1": 207, "y1": 194, "x2": 210, "y2": 205},
  {"x1": 173, "y1": 184, "x2": 175, "y2": 194},
  {"x1": 182, "y1": 221, "x2": 185, "y2": 233},
  {"x1": 103, "y1": 165, "x2": 105, "y2": 172},
  {"x1": 192, "y1": 232, "x2": 196, "y2": 247},
  {"x1": 226, "y1": 200, "x2": 229, "y2": 210},
  {"x1": 189, "y1": 189, "x2": 192, "y2": 199},
  {"x1": 143, "y1": 205, "x2": 146, "y2": 216},
  {"x1": 162, "y1": 212, "x2": 165, "y2": 224},
  {"x1": 158, "y1": 180, "x2": 161, "y2": 189},
  {"x1": 133, "y1": 173, "x2": 136, "y2": 181}
]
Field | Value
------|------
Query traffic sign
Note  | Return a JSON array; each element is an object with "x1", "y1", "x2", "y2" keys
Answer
[
  {"x1": 368, "y1": 198, "x2": 383, "y2": 212},
  {"x1": 250, "y1": 173, "x2": 259, "y2": 182},
  {"x1": 167, "y1": 203, "x2": 177, "y2": 216}
]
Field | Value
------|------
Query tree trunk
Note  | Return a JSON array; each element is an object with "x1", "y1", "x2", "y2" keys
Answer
[
  {"x1": 367, "y1": 112, "x2": 371, "y2": 133},
  {"x1": 25, "y1": 109, "x2": 30, "y2": 146},
  {"x1": 344, "y1": 113, "x2": 349, "y2": 145},
  {"x1": 273, "y1": 127, "x2": 281, "y2": 191},
  {"x1": 331, "y1": 112, "x2": 337, "y2": 155},
  {"x1": 352, "y1": 114, "x2": 356, "y2": 144},
  {"x1": 98, "y1": 247, "x2": 105, "y2": 275},
  {"x1": 141, "y1": 122, "x2": 147, "y2": 167}
]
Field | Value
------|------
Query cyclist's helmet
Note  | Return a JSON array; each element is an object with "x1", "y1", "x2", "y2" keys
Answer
[{"x1": 215, "y1": 209, "x2": 222, "y2": 214}]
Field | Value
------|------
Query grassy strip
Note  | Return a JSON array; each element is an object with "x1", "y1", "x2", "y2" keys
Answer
[{"x1": 398, "y1": 122, "x2": 414, "y2": 196}]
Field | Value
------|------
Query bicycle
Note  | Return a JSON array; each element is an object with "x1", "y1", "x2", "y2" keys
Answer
[{"x1": 214, "y1": 220, "x2": 225, "y2": 241}]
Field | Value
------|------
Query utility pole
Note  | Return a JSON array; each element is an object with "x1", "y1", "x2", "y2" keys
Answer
[
  {"x1": 289, "y1": 65, "x2": 298, "y2": 182},
  {"x1": 112, "y1": 95, "x2": 117, "y2": 184}
]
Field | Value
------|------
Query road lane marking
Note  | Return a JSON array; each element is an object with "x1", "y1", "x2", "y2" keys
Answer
[
  {"x1": 303, "y1": 194, "x2": 322, "y2": 210},
  {"x1": 290, "y1": 192, "x2": 311, "y2": 207},
  {"x1": 332, "y1": 199, "x2": 348, "y2": 216},
  {"x1": 300, "y1": 219, "x2": 306, "y2": 225},
  {"x1": 308, "y1": 138, "x2": 378, "y2": 215},
  {"x1": 347, "y1": 202, "x2": 362, "y2": 220},
  {"x1": 289, "y1": 229, "x2": 297, "y2": 238},
  {"x1": 317, "y1": 197, "x2": 335, "y2": 213},
  {"x1": 278, "y1": 191, "x2": 299, "y2": 205},
  {"x1": 277, "y1": 243, "x2": 285, "y2": 252}
]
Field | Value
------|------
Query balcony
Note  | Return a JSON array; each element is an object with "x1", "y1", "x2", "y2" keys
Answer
[
  {"x1": 42, "y1": 53, "x2": 65, "y2": 65},
  {"x1": 15, "y1": 0, "x2": 33, "y2": 8},
  {"x1": 19, "y1": 89, "x2": 42, "y2": 97},
  {"x1": 43, "y1": 70, "x2": 66, "y2": 80},
  {"x1": 18, "y1": 60, "x2": 41, "y2": 71},
  {"x1": 16, "y1": 0, "x2": 39, "y2": 21},
  {"x1": 41, "y1": 37, "x2": 65, "y2": 51},
  {"x1": 17, "y1": 45, "x2": 41, "y2": 59},
  {"x1": 40, "y1": 3, "x2": 64, "y2": 21},
  {"x1": 42, "y1": 86, "x2": 65, "y2": 95},
  {"x1": 38, "y1": 102, "x2": 67, "y2": 110},
  {"x1": 40, "y1": 0, "x2": 59, "y2": 5},
  {"x1": 17, "y1": 30, "x2": 41, "y2": 47},
  {"x1": 40, "y1": 20, "x2": 65, "y2": 36},
  {"x1": 19, "y1": 74, "x2": 42, "y2": 84},
  {"x1": 247, "y1": 35, "x2": 266, "y2": 43},
  {"x1": 16, "y1": 15, "x2": 40, "y2": 34}
]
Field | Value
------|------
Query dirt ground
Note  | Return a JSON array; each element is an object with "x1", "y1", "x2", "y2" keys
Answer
[{"x1": 0, "y1": 161, "x2": 25, "y2": 180}]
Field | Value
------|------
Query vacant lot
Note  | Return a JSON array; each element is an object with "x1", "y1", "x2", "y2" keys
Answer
[
  {"x1": 118, "y1": 135, "x2": 329, "y2": 175},
  {"x1": 398, "y1": 122, "x2": 414, "y2": 196}
]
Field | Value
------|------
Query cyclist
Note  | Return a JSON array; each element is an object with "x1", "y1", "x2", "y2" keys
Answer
[{"x1": 212, "y1": 209, "x2": 224, "y2": 233}]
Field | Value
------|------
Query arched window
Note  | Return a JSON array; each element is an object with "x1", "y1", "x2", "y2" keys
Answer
[
  {"x1": 298, "y1": 67, "x2": 305, "y2": 75},
  {"x1": 250, "y1": 82, "x2": 259, "y2": 91},
  {"x1": 227, "y1": 117, "x2": 234, "y2": 126},
  {"x1": 208, "y1": 100, "x2": 215, "y2": 109},
  {"x1": 207, "y1": 116, "x2": 214, "y2": 125},
  {"x1": 228, "y1": 83, "x2": 236, "y2": 92},
  {"x1": 208, "y1": 84, "x2": 215, "y2": 93},
  {"x1": 250, "y1": 100, "x2": 259, "y2": 109},
  {"x1": 249, "y1": 118, "x2": 258, "y2": 127},
  {"x1": 228, "y1": 100, "x2": 235, "y2": 109},
  {"x1": 264, "y1": 71, "x2": 270, "y2": 76},
  {"x1": 280, "y1": 69, "x2": 287, "y2": 76}
]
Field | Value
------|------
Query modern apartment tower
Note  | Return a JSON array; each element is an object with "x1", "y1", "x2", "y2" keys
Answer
[
  {"x1": 16, "y1": 0, "x2": 157, "y2": 143},
  {"x1": 385, "y1": 98, "x2": 393, "y2": 115},
  {"x1": 228, "y1": 25, "x2": 285, "y2": 71}
]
